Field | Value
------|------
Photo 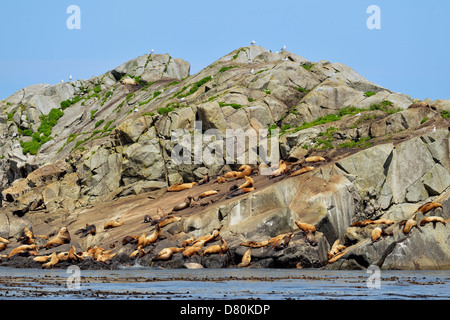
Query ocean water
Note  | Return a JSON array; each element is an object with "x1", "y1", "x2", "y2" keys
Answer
[{"x1": 0, "y1": 266, "x2": 448, "y2": 300}]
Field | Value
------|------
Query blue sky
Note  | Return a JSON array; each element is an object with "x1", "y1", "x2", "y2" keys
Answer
[{"x1": 0, "y1": 0, "x2": 449, "y2": 100}]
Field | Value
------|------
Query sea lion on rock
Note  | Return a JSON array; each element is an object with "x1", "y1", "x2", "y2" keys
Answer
[
  {"x1": 235, "y1": 165, "x2": 253, "y2": 179},
  {"x1": 328, "y1": 239, "x2": 346, "y2": 259},
  {"x1": 305, "y1": 231, "x2": 318, "y2": 246},
  {"x1": 237, "y1": 249, "x2": 251, "y2": 267},
  {"x1": 42, "y1": 252, "x2": 59, "y2": 268},
  {"x1": 158, "y1": 216, "x2": 181, "y2": 228},
  {"x1": 351, "y1": 219, "x2": 373, "y2": 227},
  {"x1": 238, "y1": 176, "x2": 254, "y2": 189},
  {"x1": 240, "y1": 240, "x2": 269, "y2": 248},
  {"x1": 305, "y1": 156, "x2": 326, "y2": 163},
  {"x1": 196, "y1": 190, "x2": 218, "y2": 201},
  {"x1": 290, "y1": 166, "x2": 314, "y2": 177},
  {"x1": 122, "y1": 78, "x2": 138, "y2": 86},
  {"x1": 122, "y1": 235, "x2": 138, "y2": 245},
  {"x1": 224, "y1": 171, "x2": 238, "y2": 178},
  {"x1": 75, "y1": 224, "x2": 96, "y2": 238},
  {"x1": 417, "y1": 202, "x2": 443, "y2": 215},
  {"x1": 43, "y1": 227, "x2": 71, "y2": 249},
  {"x1": 172, "y1": 196, "x2": 194, "y2": 212},
  {"x1": 371, "y1": 227, "x2": 383, "y2": 243},
  {"x1": 182, "y1": 236, "x2": 195, "y2": 247},
  {"x1": 226, "y1": 187, "x2": 255, "y2": 199},
  {"x1": 272, "y1": 233, "x2": 292, "y2": 250},
  {"x1": 327, "y1": 251, "x2": 347, "y2": 264},
  {"x1": 143, "y1": 215, "x2": 152, "y2": 223},
  {"x1": 270, "y1": 160, "x2": 287, "y2": 178},
  {"x1": 153, "y1": 247, "x2": 184, "y2": 261},
  {"x1": 104, "y1": 220, "x2": 124, "y2": 230},
  {"x1": 216, "y1": 176, "x2": 226, "y2": 184},
  {"x1": 295, "y1": 221, "x2": 316, "y2": 233},
  {"x1": 399, "y1": 214, "x2": 421, "y2": 235},
  {"x1": 182, "y1": 245, "x2": 203, "y2": 258},
  {"x1": 203, "y1": 239, "x2": 228, "y2": 255},
  {"x1": 0, "y1": 237, "x2": 10, "y2": 244},
  {"x1": 198, "y1": 173, "x2": 210, "y2": 185},
  {"x1": 168, "y1": 182, "x2": 197, "y2": 192},
  {"x1": 0, "y1": 243, "x2": 6, "y2": 252},
  {"x1": 7, "y1": 244, "x2": 38, "y2": 259},
  {"x1": 419, "y1": 216, "x2": 446, "y2": 228}
]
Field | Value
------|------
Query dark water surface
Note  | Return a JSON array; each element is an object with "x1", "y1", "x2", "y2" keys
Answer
[{"x1": 0, "y1": 266, "x2": 448, "y2": 300}]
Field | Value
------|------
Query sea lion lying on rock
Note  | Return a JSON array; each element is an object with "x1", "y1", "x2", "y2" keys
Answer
[
  {"x1": 43, "y1": 227, "x2": 71, "y2": 249},
  {"x1": 75, "y1": 224, "x2": 97, "y2": 238},
  {"x1": 104, "y1": 220, "x2": 124, "y2": 230}
]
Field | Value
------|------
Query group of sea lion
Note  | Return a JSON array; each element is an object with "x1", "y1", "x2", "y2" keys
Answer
[{"x1": 326, "y1": 201, "x2": 447, "y2": 265}]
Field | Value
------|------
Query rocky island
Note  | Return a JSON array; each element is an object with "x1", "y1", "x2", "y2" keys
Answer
[{"x1": 0, "y1": 46, "x2": 449, "y2": 270}]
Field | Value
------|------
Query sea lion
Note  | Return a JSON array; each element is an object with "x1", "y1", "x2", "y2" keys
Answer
[
  {"x1": 399, "y1": 214, "x2": 420, "y2": 235},
  {"x1": 43, "y1": 227, "x2": 71, "y2": 249},
  {"x1": 0, "y1": 243, "x2": 6, "y2": 252},
  {"x1": 226, "y1": 187, "x2": 255, "y2": 199},
  {"x1": 7, "y1": 244, "x2": 38, "y2": 259},
  {"x1": 97, "y1": 250, "x2": 117, "y2": 263},
  {"x1": 371, "y1": 227, "x2": 383, "y2": 243},
  {"x1": 351, "y1": 219, "x2": 374, "y2": 227},
  {"x1": 203, "y1": 239, "x2": 228, "y2": 255},
  {"x1": 216, "y1": 176, "x2": 226, "y2": 184},
  {"x1": 0, "y1": 237, "x2": 10, "y2": 244},
  {"x1": 417, "y1": 202, "x2": 443, "y2": 215},
  {"x1": 172, "y1": 196, "x2": 194, "y2": 212},
  {"x1": 272, "y1": 233, "x2": 292, "y2": 250},
  {"x1": 19, "y1": 226, "x2": 48, "y2": 244},
  {"x1": 43, "y1": 252, "x2": 59, "y2": 268},
  {"x1": 196, "y1": 190, "x2": 218, "y2": 200},
  {"x1": 224, "y1": 171, "x2": 238, "y2": 178},
  {"x1": 295, "y1": 221, "x2": 316, "y2": 233},
  {"x1": 419, "y1": 216, "x2": 446, "y2": 227},
  {"x1": 33, "y1": 254, "x2": 53, "y2": 263},
  {"x1": 130, "y1": 246, "x2": 146, "y2": 259},
  {"x1": 237, "y1": 249, "x2": 251, "y2": 267},
  {"x1": 158, "y1": 216, "x2": 181, "y2": 228},
  {"x1": 305, "y1": 156, "x2": 326, "y2": 163},
  {"x1": 305, "y1": 231, "x2": 318, "y2": 246},
  {"x1": 155, "y1": 207, "x2": 166, "y2": 221},
  {"x1": 327, "y1": 250, "x2": 347, "y2": 264},
  {"x1": 240, "y1": 240, "x2": 269, "y2": 248},
  {"x1": 182, "y1": 245, "x2": 203, "y2": 258},
  {"x1": 182, "y1": 236, "x2": 195, "y2": 247},
  {"x1": 328, "y1": 239, "x2": 346, "y2": 259},
  {"x1": 68, "y1": 245, "x2": 83, "y2": 262},
  {"x1": 140, "y1": 225, "x2": 161, "y2": 248},
  {"x1": 371, "y1": 219, "x2": 396, "y2": 225},
  {"x1": 75, "y1": 224, "x2": 97, "y2": 238},
  {"x1": 122, "y1": 235, "x2": 138, "y2": 245},
  {"x1": 153, "y1": 247, "x2": 185, "y2": 261},
  {"x1": 235, "y1": 165, "x2": 253, "y2": 179},
  {"x1": 238, "y1": 176, "x2": 254, "y2": 189},
  {"x1": 168, "y1": 182, "x2": 197, "y2": 192},
  {"x1": 104, "y1": 220, "x2": 124, "y2": 230},
  {"x1": 270, "y1": 160, "x2": 287, "y2": 177},
  {"x1": 143, "y1": 215, "x2": 153, "y2": 223},
  {"x1": 289, "y1": 166, "x2": 314, "y2": 177},
  {"x1": 198, "y1": 173, "x2": 210, "y2": 185}
]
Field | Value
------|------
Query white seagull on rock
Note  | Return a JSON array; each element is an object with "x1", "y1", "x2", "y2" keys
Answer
[
  {"x1": 281, "y1": 45, "x2": 286, "y2": 52},
  {"x1": 69, "y1": 75, "x2": 73, "y2": 81},
  {"x1": 251, "y1": 40, "x2": 256, "y2": 46}
]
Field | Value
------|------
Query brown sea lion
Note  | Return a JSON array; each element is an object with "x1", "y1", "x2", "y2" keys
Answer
[
  {"x1": 327, "y1": 250, "x2": 347, "y2": 264},
  {"x1": 238, "y1": 176, "x2": 254, "y2": 189},
  {"x1": 7, "y1": 244, "x2": 38, "y2": 259},
  {"x1": 33, "y1": 254, "x2": 53, "y2": 263},
  {"x1": 328, "y1": 239, "x2": 346, "y2": 259},
  {"x1": 290, "y1": 166, "x2": 314, "y2": 177},
  {"x1": 419, "y1": 216, "x2": 446, "y2": 227},
  {"x1": 75, "y1": 224, "x2": 96, "y2": 238},
  {"x1": 42, "y1": 252, "x2": 59, "y2": 268},
  {"x1": 216, "y1": 176, "x2": 226, "y2": 184},
  {"x1": 226, "y1": 187, "x2": 255, "y2": 199},
  {"x1": 203, "y1": 239, "x2": 228, "y2": 255},
  {"x1": 182, "y1": 245, "x2": 204, "y2": 258},
  {"x1": 68, "y1": 245, "x2": 83, "y2": 262},
  {"x1": 224, "y1": 171, "x2": 238, "y2": 178},
  {"x1": 122, "y1": 235, "x2": 138, "y2": 246},
  {"x1": 0, "y1": 243, "x2": 6, "y2": 252},
  {"x1": 240, "y1": 240, "x2": 269, "y2": 248},
  {"x1": 235, "y1": 165, "x2": 253, "y2": 179},
  {"x1": 295, "y1": 221, "x2": 316, "y2": 233},
  {"x1": 168, "y1": 182, "x2": 197, "y2": 192},
  {"x1": 182, "y1": 236, "x2": 195, "y2": 247},
  {"x1": 270, "y1": 160, "x2": 287, "y2": 177},
  {"x1": 198, "y1": 173, "x2": 210, "y2": 185},
  {"x1": 417, "y1": 202, "x2": 443, "y2": 215},
  {"x1": 130, "y1": 246, "x2": 147, "y2": 259},
  {"x1": 172, "y1": 196, "x2": 194, "y2": 212},
  {"x1": 371, "y1": 227, "x2": 383, "y2": 243},
  {"x1": 0, "y1": 237, "x2": 10, "y2": 244},
  {"x1": 272, "y1": 233, "x2": 293, "y2": 250},
  {"x1": 399, "y1": 214, "x2": 420, "y2": 235},
  {"x1": 158, "y1": 216, "x2": 181, "y2": 228},
  {"x1": 237, "y1": 249, "x2": 251, "y2": 267},
  {"x1": 196, "y1": 190, "x2": 218, "y2": 200},
  {"x1": 351, "y1": 219, "x2": 373, "y2": 227},
  {"x1": 141, "y1": 225, "x2": 161, "y2": 247},
  {"x1": 372, "y1": 219, "x2": 396, "y2": 225},
  {"x1": 97, "y1": 250, "x2": 117, "y2": 263},
  {"x1": 305, "y1": 156, "x2": 326, "y2": 163},
  {"x1": 104, "y1": 220, "x2": 124, "y2": 230},
  {"x1": 305, "y1": 231, "x2": 318, "y2": 246},
  {"x1": 43, "y1": 227, "x2": 71, "y2": 249}
]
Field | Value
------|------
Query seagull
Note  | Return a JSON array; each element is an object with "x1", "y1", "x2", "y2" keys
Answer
[
  {"x1": 282, "y1": 57, "x2": 289, "y2": 61},
  {"x1": 251, "y1": 40, "x2": 256, "y2": 46},
  {"x1": 69, "y1": 75, "x2": 73, "y2": 81},
  {"x1": 250, "y1": 68, "x2": 254, "y2": 74},
  {"x1": 281, "y1": 45, "x2": 286, "y2": 52},
  {"x1": 133, "y1": 108, "x2": 139, "y2": 113},
  {"x1": 431, "y1": 125, "x2": 436, "y2": 132},
  {"x1": 151, "y1": 49, "x2": 155, "y2": 54},
  {"x1": 356, "y1": 113, "x2": 361, "y2": 117},
  {"x1": 61, "y1": 80, "x2": 64, "y2": 83}
]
